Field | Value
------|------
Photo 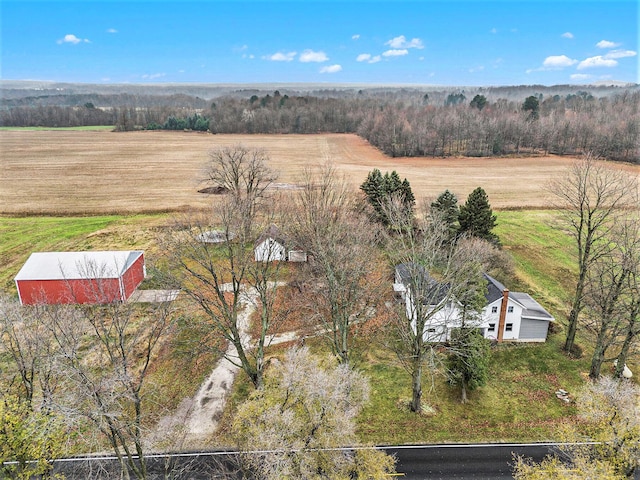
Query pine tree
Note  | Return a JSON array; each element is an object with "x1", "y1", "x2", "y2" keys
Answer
[
  {"x1": 401, "y1": 178, "x2": 415, "y2": 211},
  {"x1": 447, "y1": 328, "x2": 491, "y2": 403},
  {"x1": 431, "y1": 190, "x2": 459, "y2": 237},
  {"x1": 458, "y1": 187, "x2": 499, "y2": 245},
  {"x1": 360, "y1": 169, "x2": 414, "y2": 226}
]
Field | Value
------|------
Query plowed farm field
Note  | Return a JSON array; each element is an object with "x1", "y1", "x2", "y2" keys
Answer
[{"x1": 3, "y1": 130, "x2": 637, "y2": 215}]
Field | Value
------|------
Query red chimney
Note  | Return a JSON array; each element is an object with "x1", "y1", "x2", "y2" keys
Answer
[{"x1": 497, "y1": 289, "x2": 509, "y2": 343}]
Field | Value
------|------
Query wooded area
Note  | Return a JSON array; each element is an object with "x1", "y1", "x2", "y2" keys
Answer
[{"x1": 1, "y1": 85, "x2": 638, "y2": 163}]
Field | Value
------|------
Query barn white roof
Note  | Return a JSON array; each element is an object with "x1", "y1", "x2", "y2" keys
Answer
[{"x1": 15, "y1": 251, "x2": 144, "y2": 281}]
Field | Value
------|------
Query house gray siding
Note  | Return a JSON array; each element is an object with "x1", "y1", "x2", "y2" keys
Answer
[{"x1": 518, "y1": 319, "x2": 549, "y2": 341}]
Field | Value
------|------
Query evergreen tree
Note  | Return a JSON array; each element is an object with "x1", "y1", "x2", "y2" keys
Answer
[
  {"x1": 401, "y1": 178, "x2": 415, "y2": 210},
  {"x1": 458, "y1": 187, "x2": 499, "y2": 245},
  {"x1": 431, "y1": 190, "x2": 459, "y2": 237},
  {"x1": 360, "y1": 169, "x2": 414, "y2": 226},
  {"x1": 447, "y1": 327, "x2": 491, "y2": 403},
  {"x1": 470, "y1": 94, "x2": 487, "y2": 111}
]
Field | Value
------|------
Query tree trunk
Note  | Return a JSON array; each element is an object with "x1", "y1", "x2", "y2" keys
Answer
[
  {"x1": 615, "y1": 311, "x2": 638, "y2": 377},
  {"x1": 461, "y1": 378, "x2": 468, "y2": 404},
  {"x1": 589, "y1": 336, "x2": 607, "y2": 380},
  {"x1": 410, "y1": 359, "x2": 422, "y2": 413},
  {"x1": 564, "y1": 277, "x2": 585, "y2": 354}
]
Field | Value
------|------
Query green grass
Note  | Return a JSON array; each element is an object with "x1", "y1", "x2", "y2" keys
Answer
[
  {"x1": 495, "y1": 210, "x2": 576, "y2": 319},
  {"x1": 0, "y1": 209, "x2": 606, "y2": 447},
  {"x1": 0, "y1": 125, "x2": 114, "y2": 131},
  {"x1": 0, "y1": 214, "x2": 168, "y2": 292},
  {"x1": 352, "y1": 326, "x2": 590, "y2": 444}
]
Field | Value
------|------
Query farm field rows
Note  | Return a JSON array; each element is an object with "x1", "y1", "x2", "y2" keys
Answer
[{"x1": 6, "y1": 130, "x2": 638, "y2": 215}]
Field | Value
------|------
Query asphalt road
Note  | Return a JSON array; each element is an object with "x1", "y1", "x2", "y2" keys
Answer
[
  {"x1": 386, "y1": 443, "x2": 554, "y2": 479},
  {"x1": 51, "y1": 443, "x2": 640, "y2": 479}
]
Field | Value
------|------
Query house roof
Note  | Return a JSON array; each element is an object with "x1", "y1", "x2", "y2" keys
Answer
[
  {"x1": 255, "y1": 224, "x2": 287, "y2": 247},
  {"x1": 15, "y1": 251, "x2": 144, "y2": 281},
  {"x1": 483, "y1": 273, "x2": 507, "y2": 303},
  {"x1": 395, "y1": 263, "x2": 449, "y2": 304},
  {"x1": 510, "y1": 292, "x2": 555, "y2": 321},
  {"x1": 197, "y1": 230, "x2": 235, "y2": 243}
]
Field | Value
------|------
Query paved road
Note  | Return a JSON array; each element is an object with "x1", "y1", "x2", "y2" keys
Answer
[
  {"x1": 387, "y1": 443, "x2": 553, "y2": 479},
  {"x1": 51, "y1": 443, "x2": 640, "y2": 479}
]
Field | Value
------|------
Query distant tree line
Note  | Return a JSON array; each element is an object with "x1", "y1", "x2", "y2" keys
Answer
[{"x1": 1, "y1": 88, "x2": 638, "y2": 163}]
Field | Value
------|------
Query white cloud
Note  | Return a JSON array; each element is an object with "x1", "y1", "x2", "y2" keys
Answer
[
  {"x1": 357, "y1": 53, "x2": 381, "y2": 64},
  {"x1": 604, "y1": 49, "x2": 637, "y2": 59},
  {"x1": 469, "y1": 66, "x2": 485, "y2": 73},
  {"x1": 577, "y1": 56, "x2": 618, "y2": 69},
  {"x1": 385, "y1": 35, "x2": 424, "y2": 49},
  {"x1": 107, "y1": 28, "x2": 118, "y2": 34},
  {"x1": 142, "y1": 73, "x2": 166, "y2": 79},
  {"x1": 543, "y1": 55, "x2": 578, "y2": 68},
  {"x1": 382, "y1": 49, "x2": 408, "y2": 57},
  {"x1": 57, "y1": 34, "x2": 89, "y2": 44},
  {"x1": 490, "y1": 28, "x2": 497, "y2": 34},
  {"x1": 561, "y1": 32, "x2": 574, "y2": 39},
  {"x1": 299, "y1": 50, "x2": 328, "y2": 63},
  {"x1": 266, "y1": 51, "x2": 297, "y2": 62},
  {"x1": 596, "y1": 40, "x2": 621, "y2": 49},
  {"x1": 352, "y1": 34, "x2": 360, "y2": 40},
  {"x1": 320, "y1": 64, "x2": 342, "y2": 74},
  {"x1": 570, "y1": 73, "x2": 592, "y2": 81}
]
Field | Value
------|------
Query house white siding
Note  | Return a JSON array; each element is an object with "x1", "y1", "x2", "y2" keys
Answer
[
  {"x1": 254, "y1": 238, "x2": 286, "y2": 262},
  {"x1": 394, "y1": 264, "x2": 554, "y2": 343}
]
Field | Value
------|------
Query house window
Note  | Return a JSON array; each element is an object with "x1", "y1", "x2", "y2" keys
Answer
[
  {"x1": 488, "y1": 323, "x2": 496, "y2": 332},
  {"x1": 491, "y1": 306, "x2": 498, "y2": 313},
  {"x1": 505, "y1": 323, "x2": 513, "y2": 332},
  {"x1": 426, "y1": 328, "x2": 436, "y2": 333},
  {"x1": 508, "y1": 306, "x2": 514, "y2": 313}
]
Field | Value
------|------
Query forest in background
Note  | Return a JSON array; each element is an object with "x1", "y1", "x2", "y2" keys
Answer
[{"x1": 1, "y1": 81, "x2": 638, "y2": 163}]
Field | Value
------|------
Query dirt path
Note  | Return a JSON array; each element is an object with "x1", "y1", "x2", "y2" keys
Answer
[{"x1": 150, "y1": 282, "x2": 289, "y2": 449}]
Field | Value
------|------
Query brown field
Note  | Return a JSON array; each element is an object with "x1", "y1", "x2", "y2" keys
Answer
[{"x1": 2, "y1": 130, "x2": 638, "y2": 215}]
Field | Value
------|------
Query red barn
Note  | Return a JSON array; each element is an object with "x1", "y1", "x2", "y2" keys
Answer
[{"x1": 14, "y1": 251, "x2": 146, "y2": 305}]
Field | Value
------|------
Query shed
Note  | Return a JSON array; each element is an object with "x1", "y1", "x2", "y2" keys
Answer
[
  {"x1": 254, "y1": 225, "x2": 307, "y2": 263},
  {"x1": 15, "y1": 251, "x2": 146, "y2": 305}
]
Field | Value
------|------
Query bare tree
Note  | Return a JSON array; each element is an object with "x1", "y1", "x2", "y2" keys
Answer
[
  {"x1": 583, "y1": 217, "x2": 640, "y2": 379},
  {"x1": 0, "y1": 295, "x2": 59, "y2": 410},
  {"x1": 384, "y1": 199, "x2": 488, "y2": 413},
  {"x1": 514, "y1": 376, "x2": 640, "y2": 479},
  {"x1": 615, "y1": 249, "x2": 640, "y2": 377},
  {"x1": 201, "y1": 144, "x2": 277, "y2": 237},
  {"x1": 160, "y1": 194, "x2": 286, "y2": 389},
  {"x1": 549, "y1": 153, "x2": 638, "y2": 354},
  {"x1": 232, "y1": 346, "x2": 396, "y2": 479},
  {"x1": 287, "y1": 164, "x2": 383, "y2": 364},
  {"x1": 43, "y1": 271, "x2": 175, "y2": 480}
]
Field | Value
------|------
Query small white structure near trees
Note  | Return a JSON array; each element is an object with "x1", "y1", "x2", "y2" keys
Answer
[
  {"x1": 254, "y1": 225, "x2": 307, "y2": 263},
  {"x1": 394, "y1": 263, "x2": 555, "y2": 343}
]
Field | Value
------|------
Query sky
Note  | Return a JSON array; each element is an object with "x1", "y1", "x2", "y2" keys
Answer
[{"x1": 1, "y1": 0, "x2": 638, "y2": 86}]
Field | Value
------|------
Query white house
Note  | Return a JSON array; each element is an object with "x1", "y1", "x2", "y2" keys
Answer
[
  {"x1": 394, "y1": 263, "x2": 554, "y2": 343},
  {"x1": 254, "y1": 225, "x2": 307, "y2": 263}
]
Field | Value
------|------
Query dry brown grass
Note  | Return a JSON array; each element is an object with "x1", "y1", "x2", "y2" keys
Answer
[{"x1": 3, "y1": 130, "x2": 638, "y2": 215}]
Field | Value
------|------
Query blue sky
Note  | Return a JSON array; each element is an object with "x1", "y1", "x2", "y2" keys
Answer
[{"x1": 1, "y1": 0, "x2": 637, "y2": 86}]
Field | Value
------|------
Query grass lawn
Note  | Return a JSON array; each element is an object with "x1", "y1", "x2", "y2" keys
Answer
[
  {"x1": 0, "y1": 214, "x2": 170, "y2": 292},
  {"x1": 217, "y1": 209, "x2": 595, "y2": 446},
  {"x1": 0, "y1": 209, "x2": 622, "y2": 448}
]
